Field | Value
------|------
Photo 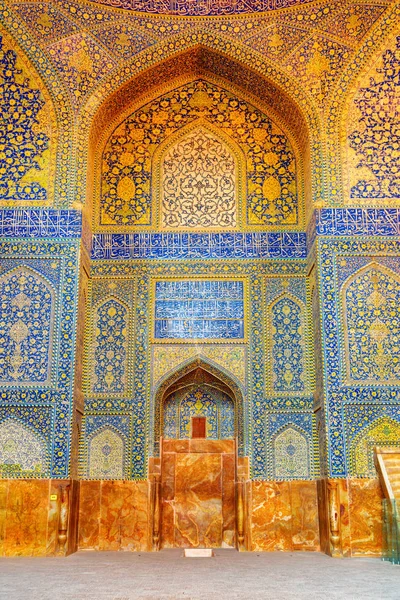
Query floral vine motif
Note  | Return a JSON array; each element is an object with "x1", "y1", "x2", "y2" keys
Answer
[
  {"x1": 344, "y1": 266, "x2": 400, "y2": 383},
  {"x1": 101, "y1": 80, "x2": 297, "y2": 228},
  {"x1": 274, "y1": 426, "x2": 310, "y2": 479},
  {"x1": 0, "y1": 36, "x2": 49, "y2": 202},
  {"x1": 0, "y1": 419, "x2": 48, "y2": 477},
  {"x1": 88, "y1": 427, "x2": 125, "y2": 479},
  {"x1": 92, "y1": 298, "x2": 128, "y2": 393},
  {"x1": 349, "y1": 36, "x2": 400, "y2": 199},
  {"x1": 0, "y1": 268, "x2": 53, "y2": 384},
  {"x1": 271, "y1": 296, "x2": 305, "y2": 392},
  {"x1": 162, "y1": 126, "x2": 236, "y2": 229}
]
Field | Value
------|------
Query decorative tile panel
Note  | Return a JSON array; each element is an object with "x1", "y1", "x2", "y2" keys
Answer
[
  {"x1": 159, "y1": 124, "x2": 238, "y2": 230},
  {"x1": 153, "y1": 279, "x2": 245, "y2": 341},
  {"x1": 90, "y1": 258, "x2": 306, "y2": 478},
  {"x1": 348, "y1": 36, "x2": 400, "y2": 201},
  {"x1": 152, "y1": 344, "x2": 247, "y2": 386},
  {"x1": 266, "y1": 412, "x2": 316, "y2": 480},
  {"x1": 319, "y1": 238, "x2": 400, "y2": 477},
  {"x1": 81, "y1": 414, "x2": 131, "y2": 479},
  {"x1": 0, "y1": 237, "x2": 80, "y2": 478},
  {"x1": 274, "y1": 426, "x2": 310, "y2": 479},
  {"x1": 0, "y1": 418, "x2": 49, "y2": 478},
  {"x1": 98, "y1": 80, "x2": 299, "y2": 230},
  {"x1": 316, "y1": 208, "x2": 400, "y2": 236},
  {"x1": 91, "y1": 298, "x2": 129, "y2": 394},
  {"x1": 341, "y1": 263, "x2": 400, "y2": 385},
  {"x1": 0, "y1": 266, "x2": 55, "y2": 385},
  {"x1": 0, "y1": 35, "x2": 55, "y2": 205},
  {"x1": 270, "y1": 296, "x2": 306, "y2": 393},
  {"x1": 350, "y1": 417, "x2": 400, "y2": 478},
  {"x1": 91, "y1": 232, "x2": 307, "y2": 260},
  {"x1": 0, "y1": 209, "x2": 82, "y2": 238}
]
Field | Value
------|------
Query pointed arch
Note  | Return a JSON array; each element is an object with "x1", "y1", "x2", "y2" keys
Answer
[
  {"x1": 0, "y1": 266, "x2": 56, "y2": 385},
  {"x1": 94, "y1": 75, "x2": 302, "y2": 231},
  {"x1": 82, "y1": 42, "x2": 319, "y2": 224},
  {"x1": 0, "y1": 418, "x2": 49, "y2": 477},
  {"x1": 272, "y1": 423, "x2": 310, "y2": 479},
  {"x1": 152, "y1": 118, "x2": 246, "y2": 231},
  {"x1": 341, "y1": 261, "x2": 400, "y2": 385},
  {"x1": 152, "y1": 356, "x2": 246, "y2": 457},
  {"x1": 86, "y1": 425, "x2": 127, "y2": 480},
  {"x1": 350, "y1": 416, "x2": 400, "y2": 477}
]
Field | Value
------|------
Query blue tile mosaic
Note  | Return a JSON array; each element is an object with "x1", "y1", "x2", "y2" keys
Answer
[
  {"x1": 91, "y1": 232, "x2": 307, "y2": 260},
  {"x1": 0, "y1": 209, "x2": 82, "y2": 238},
  {"x1": 154, "y1": 280, "x2": 245, "y2": 340},
  {"x1": 316, "y1": 208, "x2": 400, "y2": 236}
]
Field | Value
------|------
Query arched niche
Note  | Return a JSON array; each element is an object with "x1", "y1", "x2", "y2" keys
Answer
[
  {"x1": 164, "y1": 386, "x2": 235, "y2": 440},
  {"x1": 152, "y1": 118, "x2": 245, "y2": 231},
  {"x1": 272, "y1": 423, "x2": 310, "y2": 480},
  {"x1": 0, "y1": 418, "x2": 49, "y2": 477},
  {"x1": 85, "y1": 45, "x2": 313, "y2": 230},
  {"x1": 86, "y1": 425, "x2": 127, "y2": 480},
  {"x1": 152, "y1": 357, "x2": 246, "y2": 458},
  {"x1": 350, "y1": 417, "x2": 400, "y2": 477}
]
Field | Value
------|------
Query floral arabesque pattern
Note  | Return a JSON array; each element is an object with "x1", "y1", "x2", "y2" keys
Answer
[
  {"x1": 161, "y1": 126, "x2": 236, "y2": 230},
  {"x1": 91, "y1": 298, "x2": 128, "y2": 393},
  {"x1": 0, "y1": 36, "x2": 49, "y2": 202},
  {"x1": 0, "y1": 267, "x2": 54, "y2": 385},
  {"x1": 343, "y1": 265, "x2": 400, "y2": 384},
  {"x1": 100, "y1": 80, "x2": 297, "y2": 230},
  {"x1": 270, "y1": 296, "x2": 305, "y2": 393}
]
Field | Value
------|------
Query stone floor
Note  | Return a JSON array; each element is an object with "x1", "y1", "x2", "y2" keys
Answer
[{"x1": 1, "y1": 549, "x2": 399, "y2": 600}]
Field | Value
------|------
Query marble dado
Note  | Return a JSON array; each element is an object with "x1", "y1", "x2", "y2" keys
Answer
[
  {"x1": 0, "y1": 479, "x2": 79, "y2": 556},
  {"x1": 318, "y1": 478, "x2": 383, "y2": 558},
  {"x1": 250, "y1": 481, "x2": 320, "y2": 552},
  {"x1": 78, "y1": 480, "x2": 150, "y2": 552},
  {"x1": 161, "y1": 439, "x2": 235, "y2": 549},
  {"x1": 0, "y1": 477, "x2": 385, "y2": 556}
]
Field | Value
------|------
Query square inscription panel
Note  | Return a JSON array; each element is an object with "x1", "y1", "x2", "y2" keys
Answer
[{"x1": 152, "y1": 277, "x2": 247, "y2": 343}]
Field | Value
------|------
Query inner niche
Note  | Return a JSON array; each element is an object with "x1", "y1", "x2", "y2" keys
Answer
[
  {"x1": 160, "y1": 125, "x2": 237, "y2": 230},
  {"x1": 162, "y1": 367, "x2": 235, "y2": 440}
]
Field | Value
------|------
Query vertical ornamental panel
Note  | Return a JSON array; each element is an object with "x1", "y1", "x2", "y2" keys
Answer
[
  {"x1": 343, "y1": 265, "x2": 400, "y2": 384},
  {"x1": 0, "y1": 267, "x2": 54, "y2": 385},
  {"x1": 270, "y1": 296, "x2": 305, "y2": 393},
  {"x1": 274, "y1": 426, "x2": 310, "y2": 479},
  {"x1": 91, "y1": 298, "x2": 128, "y2": 393}
]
